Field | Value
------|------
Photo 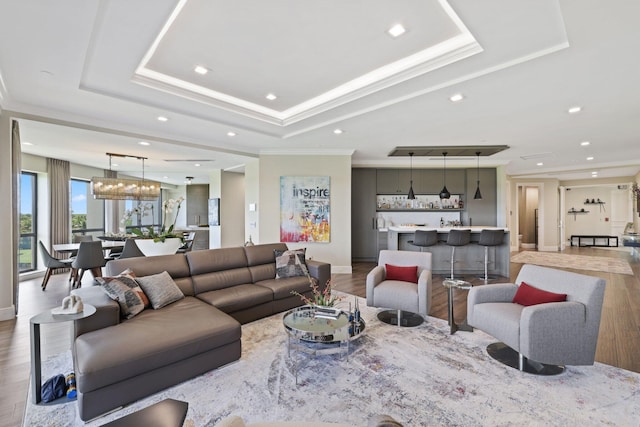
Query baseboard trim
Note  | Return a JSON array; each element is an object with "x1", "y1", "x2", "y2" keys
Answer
[{"x1": 0, "y1": 305, "x2": 16, "y2": 321}]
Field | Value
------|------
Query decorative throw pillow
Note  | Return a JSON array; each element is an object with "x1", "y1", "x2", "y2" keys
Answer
[
  {"x1": 274, "y1": 248, "x2": 307, "y2": 279},
  {"x1": 512, "y1": 281, "x2": 567, "y2": 306},
  {"x1": 135, "y1": 271, "x2": 184, "y2": 309},
  {"x1": 97, "y1": 271, "x2": 149, "y2": 319},
  {"x1": 385, "y1": 264, "x2": 418, "y2": 284}
]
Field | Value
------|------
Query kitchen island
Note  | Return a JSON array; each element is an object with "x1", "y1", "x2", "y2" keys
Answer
[{"x1": 387, "y1": 226, "x2": 510, "y2": 277}]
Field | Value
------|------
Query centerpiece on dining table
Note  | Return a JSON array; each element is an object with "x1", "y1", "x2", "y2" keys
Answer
[{"x1": 129, "y1": 197, "x2": 185, "y2": 256}]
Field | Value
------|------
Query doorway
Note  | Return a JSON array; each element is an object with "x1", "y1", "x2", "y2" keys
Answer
[{"x1": 517, "y1": 185, "x2": 540, "y2": 250}]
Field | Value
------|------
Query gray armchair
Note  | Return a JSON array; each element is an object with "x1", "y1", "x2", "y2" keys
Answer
[
  {"x1": 467, "y1": 264, "x2": 606, "y2": 374},
  {"x1": 366, "y1": 250, "x2": 432, "y2": 326}
]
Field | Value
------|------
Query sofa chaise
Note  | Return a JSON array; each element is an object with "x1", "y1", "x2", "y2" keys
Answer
[{"x1": 71, "y1": 243, "x2": 330, "y2": 421}]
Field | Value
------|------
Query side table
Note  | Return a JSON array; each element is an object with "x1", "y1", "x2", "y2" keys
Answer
[
  {"x1": 442, "y1": 279, "x2": 473, "y2": 335},
  {"x1": 30, "y1": 304, "x2": 96, "y2": 404}
]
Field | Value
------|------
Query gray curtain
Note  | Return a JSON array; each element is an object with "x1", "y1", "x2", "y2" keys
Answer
[
  {"x1": 47, "y1": 158, "x2": 70, "y2": 254},
  {"x1": 104, "y1": 169, "x2": 119, "y2": 233},
  {"x1": 11, "y1": 121, "x2": 21, "y2": 314}
]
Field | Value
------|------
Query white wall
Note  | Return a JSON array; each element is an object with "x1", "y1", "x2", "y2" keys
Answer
[
  {"x1": 221, "y1": 171, "x2": 244, "y2": 248},
  {"x1": 244, "y1": 159, "x2": 260, "y2": 244},
  {"x1": 0, "y1": 112, "x2": 15, "y2": 319},
  {"x1": 259, "y1": 154, "x2": 352, "y2": 273}
]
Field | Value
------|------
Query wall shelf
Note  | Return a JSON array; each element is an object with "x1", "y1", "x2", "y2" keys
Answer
[
  {"x1": 568, "y1": 209, "x2": 589, "y2": 220},
  {"x1": 584, "y1": 201, "x2": 606, "y2": 212}
]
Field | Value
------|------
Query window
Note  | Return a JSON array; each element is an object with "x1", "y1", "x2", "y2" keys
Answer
[
  {"x1": 71, "y1": 179, "x2": 104, "y2": 238},
  {"x1": 122, "y1": 199, "x2": 160, "y2": 232},
  {"x1": 19, "y1": 172, "x2": 37, "y2": 272}
]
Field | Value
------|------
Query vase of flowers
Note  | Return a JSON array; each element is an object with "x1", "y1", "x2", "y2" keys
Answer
[
  {"x1": 130, "y1": 197, "x2": 185, "y2": 256},
  {"x1": 291, "y1": 265, "x2": 342, "y2": 307}
]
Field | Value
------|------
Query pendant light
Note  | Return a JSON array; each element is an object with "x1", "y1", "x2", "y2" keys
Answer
[
  {"x1": 439, "y1": 152, "x2": 451, "y2": 199},
  {"x1": 474, "y1": 151, "x2": 483, "y2": 200},
  {"x1": 407, "y1": 152, "x2": 416, "y2": 200}
]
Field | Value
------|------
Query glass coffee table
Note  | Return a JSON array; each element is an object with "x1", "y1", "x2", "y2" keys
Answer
[{"x1": 283, "y1": 305, "x2": 365, "y2": 383}]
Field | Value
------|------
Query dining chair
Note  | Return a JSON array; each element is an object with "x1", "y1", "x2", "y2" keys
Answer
[
  {"x1": 115, "y1": 238, "x2": 145, "y2": 259},
  {"x1": 38, "y1": 241, "x2": 74, "y2": 291},
  {"x1": 70, "y1": 234, "x2": 93, "y2": 257},
  {"x1": 71, "y1": 240, "x2": 108, "y2": 288},
  {"x1": 177, "y1": 232, "x2": 196, "y2": 253}
]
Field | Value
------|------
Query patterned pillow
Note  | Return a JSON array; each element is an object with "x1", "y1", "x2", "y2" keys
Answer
[
  {"x1": 274, "y1": 248, "x2": 307, "y2": 279},
  {"x1": 97, "y1": 271, "x2": 149, "y2": 319},
  {"x1": 135, "y1": 271, "x2": 184, "y2": 309}
]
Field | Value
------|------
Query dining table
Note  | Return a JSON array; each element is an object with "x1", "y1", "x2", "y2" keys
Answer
[{"x1": 53, "y1": 240, "x2": 125, "y2": 254}]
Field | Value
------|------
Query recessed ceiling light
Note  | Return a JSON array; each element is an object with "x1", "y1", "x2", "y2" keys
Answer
[
  {"x1": 568, "y1": 106, "x2": 582, "y2": 114},
  {"x1": 586, "y1": 156, "x2": 594, "y2": 161},
  {"x1": 333, "y1": 129, "x2": 344, "y2": 135},
  {"x1": 138, "y1": 141, "x2": 150, "y2": 146},
  {"x1": 157, "y1": 116, "x2": 168, "y2": 122},
  {"x1": 580, "y1": 141, "x2": 590, "y2": 146},
  {"x1": 387, "y1": 24, "x2": 406, "y2": 38},
  {"x1": 266, "y1": 93, "x2": 277, "y2": 101},
  {"x1": 194, "y1": 65, "x2": 208, "y2": 75},
  {"x1": 449, "y1": 93, "x2": 464, "y2": 102},
  {"x1": 194, "y1": 163, "x2": 201, "y2": 167},
  {"x1": 227, "y1": 131, "x2": 237, "y2": 137},
  {"x1": 536, "y1": 162, "x2": 544, "y2": 166},
  {"x1": 23, "y1": 141, "x2": 33, "y2": 146}
]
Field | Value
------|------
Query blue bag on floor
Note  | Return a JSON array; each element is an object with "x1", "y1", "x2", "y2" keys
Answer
[{"x1": 41, "y1": 374, "x2": 66, "y2": 403}]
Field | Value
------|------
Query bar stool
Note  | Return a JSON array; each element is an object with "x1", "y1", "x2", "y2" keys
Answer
[
  {"x1": 477, "y1": 229, "x2": 505, "y2": 282},
  {"x1": 446, "y1": 229, "x2": 471, "y2": 280},
  {"x1": 408, "y1": 229, "x2": 438, "y2": 252}
]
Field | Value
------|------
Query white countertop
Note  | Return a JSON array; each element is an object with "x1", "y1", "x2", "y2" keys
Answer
[{"x1": 388, "y1": 226, "x2": 508, "y2": 233}]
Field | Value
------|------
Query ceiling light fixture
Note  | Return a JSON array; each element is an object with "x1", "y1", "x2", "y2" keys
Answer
[
  {"x1": 580, "y1": 141, "x2": 590, "y2": 146},
  {"x1": 333, "y1": 128, "x2": 343, "y2": 135},
  {"x1": 90, "y1": 153, "x2": 160, "y2": 200},
  {"x1": 449, "y1": 93, "x2": 464, "y2": 102},
  {"x1": 138, "y1": 141, "x2": 150, "y2": 146},
  {"x1": 265, "y1": 93, "x2": 277, "y2": 101},
  {"x1": 185, "y1": 176, "x2": 193, "y2": 185},
  {"x1": 568, "y1": 106, "x2": 582, "y2": 114},
  {"x1": 194, "y1": 65, "x2": 208, "y2": 75},
  {"x1": 388, "y1": 24, "x2": 406, "y2": 37},
  {"x1": 194, "y1": 163, "x2": 201, "y2": 167},
  {"x1": 474, "y1": 151, "x2": 482, "y2": 200},
  {"x1": 586, "y1": 156, "x2": 594, "y2": 161},
  {"x1": 227, "y1": 131, "x2": 237, "y2": 137},
  {"x1": 537, "y1": 162, "x2": 544, "y2": 166},
  {"x1": 439, "y1": 152, "x2": 451, "y2": 199},
  {"x1": 407, "y1": 152, "x2": 416, "y2": 200},
  {"x1": 157, "y1": 116, "x2": 168, "y2": 122}
]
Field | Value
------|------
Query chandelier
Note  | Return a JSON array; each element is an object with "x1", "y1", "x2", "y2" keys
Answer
[{"x1": 91, "y1": 153, "x2": 161, "y2": 200}]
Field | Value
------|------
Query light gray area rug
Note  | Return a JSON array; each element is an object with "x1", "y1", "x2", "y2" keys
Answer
[
  {"x1": 511, "y1": 251, "x2": 634, "y2": 275},
  {"x1": 24, "y1": 295, "x2": 640, "y2": 426}
]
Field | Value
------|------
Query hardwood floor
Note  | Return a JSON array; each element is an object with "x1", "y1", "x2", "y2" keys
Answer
[{"x1": 2, "y1": 246, "x2": 639, "y2": 427}]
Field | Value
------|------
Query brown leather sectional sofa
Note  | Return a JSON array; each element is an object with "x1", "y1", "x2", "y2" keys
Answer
[{"x1": 70, "y1": 243, "x2": 330, "y2": 421}]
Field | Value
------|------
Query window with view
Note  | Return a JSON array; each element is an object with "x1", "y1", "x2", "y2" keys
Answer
[
  {"x1": 71, "y1": 179, "x2": 105, "y2": 239},
  {"x1": 19, "y1": 172, "x2": 37, "y2": 272},
  {"x1": 122, "y1": 199, "x2": 160, "y2": 232}
]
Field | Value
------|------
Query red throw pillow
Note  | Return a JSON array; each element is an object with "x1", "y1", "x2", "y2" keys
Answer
[
  {"x1": 385, "y1": 264, "x2": 418, "y2": 284},
  {"x1": 512, "y1": 281, "x2": 567, "y2": 306}
]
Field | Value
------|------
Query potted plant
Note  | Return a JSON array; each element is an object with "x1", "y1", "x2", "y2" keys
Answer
[{"x1": 131, "y1": 197, "x2": 185, "y2": 256}]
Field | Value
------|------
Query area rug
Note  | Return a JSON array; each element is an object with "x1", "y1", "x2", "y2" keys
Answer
[
  {"x1": 24, "y1": 294, "x2": 640, "y2": 427},
  {"x1": 510, "y1": 251, "x2": 634, "y2": 275}
]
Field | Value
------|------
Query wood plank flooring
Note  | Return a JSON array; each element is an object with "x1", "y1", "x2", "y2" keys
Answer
[{"x1": 2, "y1": 246, "x2": 638, "y2": 427}]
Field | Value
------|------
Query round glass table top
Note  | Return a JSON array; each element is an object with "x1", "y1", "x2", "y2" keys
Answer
[
  {"x1": 442, "y1": 279, "x2": 472, "y2": 290},
  {"x1": 283, "y1": 305, "x2": 364, "y2": 343}
]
